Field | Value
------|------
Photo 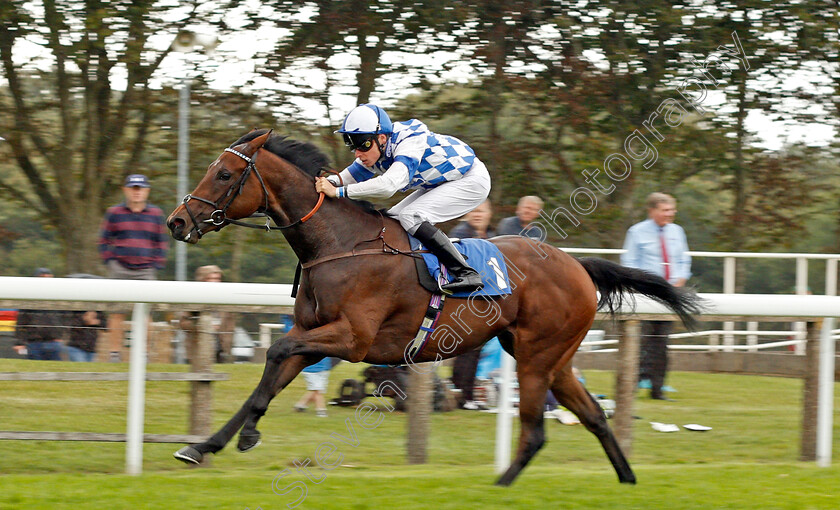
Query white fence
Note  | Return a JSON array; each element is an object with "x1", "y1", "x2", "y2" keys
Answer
[
  {"x1": 1, "y1": 278, "x2": 838, "y2": 473},
  {"x1": 495, "y1": 293, "x2": 840, "y2": 471},
  {"x1": 564, "y1": 248, "x2": 839, "y2": 354},
  {"x1": 580, "y1": 328, "x2": 840, "y2": 353},
  {"x1": 562, "y1": 248, "x2": 839, "y2": 296},
  {"x1": 0, "y1": 276, "x2": 295, "y2": 475}
]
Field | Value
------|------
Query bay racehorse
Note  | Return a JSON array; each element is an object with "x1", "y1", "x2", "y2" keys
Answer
[{"x1": 166, "y1": 129, "x2": 701, "y2": 486}]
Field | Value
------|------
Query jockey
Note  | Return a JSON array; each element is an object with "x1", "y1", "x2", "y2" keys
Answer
[{"x1": 315, "y1": 103, "x2": 491, "y2": 294}]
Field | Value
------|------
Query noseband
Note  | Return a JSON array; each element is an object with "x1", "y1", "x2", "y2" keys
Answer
[{"x1": 180, "y1": 147, "x2": 324, "y2": 240}]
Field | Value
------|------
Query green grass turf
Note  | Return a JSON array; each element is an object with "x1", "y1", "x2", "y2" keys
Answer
[{"x1": 1, "y1": 359, "x2": 838, "y2": 509}]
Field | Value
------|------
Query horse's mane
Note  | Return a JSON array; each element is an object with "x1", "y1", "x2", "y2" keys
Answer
[
  {"x1": 231, "y1": 129, "x2": 380, "y2": 216},
  {"x1": 231, "y1": 129, "x2": 329, "y2": 178}
]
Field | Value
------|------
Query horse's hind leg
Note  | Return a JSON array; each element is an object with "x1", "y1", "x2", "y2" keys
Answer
[
  {"x1": 495, "y1": 366, "x2": 549, "y2": 486},
  {"x1": 551, "y1": 364, "x2": 636, "y2": 484}
]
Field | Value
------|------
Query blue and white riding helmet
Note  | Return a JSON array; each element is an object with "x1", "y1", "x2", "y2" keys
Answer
[
  {"x1": 336, "y1": 104, "x2": 393, "y2": 135},
  {"x1": 336, "y1": 104, "x2": 393, "y2": 154}
]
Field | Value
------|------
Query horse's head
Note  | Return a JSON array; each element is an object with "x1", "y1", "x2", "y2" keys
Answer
[{"x1": 167, "y1": 130, "x2": 272, "y2": 243}]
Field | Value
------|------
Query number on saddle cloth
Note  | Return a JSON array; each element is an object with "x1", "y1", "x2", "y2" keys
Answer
[{"x1": 408, "y1": 235, "x2": 512, "y2": 298}]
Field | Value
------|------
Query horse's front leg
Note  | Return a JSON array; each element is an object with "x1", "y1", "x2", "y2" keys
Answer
[
  {"x1": 174, "y1": 352, "x2": 311, "y2": 464},
  {"x1": 238, "y1": 316, "x2": 367, "y2": 450},
  {"x1": 174, "y1": 317, "x2": 359, "y2": 465},
  {"x1": 235, "y1": 352, "x2": 312, "y2": 453}
]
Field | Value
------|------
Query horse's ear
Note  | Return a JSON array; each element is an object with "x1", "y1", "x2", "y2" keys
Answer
[{"x1": 247, "y1": 129, "x2": 272, "y2": 155}]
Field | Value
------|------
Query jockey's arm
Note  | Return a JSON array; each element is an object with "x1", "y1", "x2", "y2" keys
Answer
[
  {"x1": 326, "y1": 169, "x2": 357, "y2": 187},
  {"x1": 343, "y1": 163, "x2": 410, "y2": 200}
]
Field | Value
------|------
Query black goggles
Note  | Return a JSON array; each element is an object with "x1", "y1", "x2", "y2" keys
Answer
[{"x1": 343, "y1": 133, "x2": 377, "y2": 153}]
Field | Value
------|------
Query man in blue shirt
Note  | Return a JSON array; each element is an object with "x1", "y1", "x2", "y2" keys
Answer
[
  {"x1": 316, "y1": 104, "x2": 491, "y2": 294},
  {"x1": 621, "y1": 193, "x2": 691, "y2": 400}
]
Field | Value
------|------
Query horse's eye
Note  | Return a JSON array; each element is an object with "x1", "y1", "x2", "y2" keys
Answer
[{"x1": 218, "y1": 171, "x2": 231, "y2": 181}]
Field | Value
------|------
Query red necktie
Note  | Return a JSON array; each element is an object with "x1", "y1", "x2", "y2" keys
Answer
[{"x1": 660, "y1": 228, "x2": 670, "y2": 282}]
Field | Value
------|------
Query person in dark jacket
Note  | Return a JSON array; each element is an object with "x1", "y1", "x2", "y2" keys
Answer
[
  {"x1": 448, "y1": 200, "x2": 493, "y2": 409},
  {"x1": 449, "y1": 199, "x2": 494, "y2": 240},
  {"x1": 495, "y1": 195, "x2": 543, "y2": 238},
  {"x1": 15, "y1": 268, "x2": 64, "y2": 360},
  {"x1": 65, "y1": 310, "x2": 105, "y2": 362}
]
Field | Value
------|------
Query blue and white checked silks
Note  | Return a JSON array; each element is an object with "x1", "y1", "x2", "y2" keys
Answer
[{"x1": 346, "y1": 119, "x2": 477, "y2": 190}]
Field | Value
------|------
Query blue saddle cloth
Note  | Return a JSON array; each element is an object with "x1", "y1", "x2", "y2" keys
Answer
[{"x1": 408, "y1": 235, "x2": 512, "y2": 298}]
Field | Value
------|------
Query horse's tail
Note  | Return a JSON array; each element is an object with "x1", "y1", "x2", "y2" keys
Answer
[{"x1": 577, "y1": 257, "x2": 703, "y2": 330}]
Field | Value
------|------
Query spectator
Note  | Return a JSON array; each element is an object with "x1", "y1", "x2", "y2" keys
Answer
[
  {"x1": 621, "y1": 192, "x2": 691, "y2": 401},
  {"x1": 449, "y1": 199, "x2": 494, "y2": 239},
  {"x1": 294, "y1": 357, "x2": 334, "y2": 417},
  {"x1": 65, "y1": 310, "x2": 105, "y2": 362},
  {"x1": 180, "y1": 265, "x2": 236, "y2": 363},
  {"x1": 448, "y1": 201, "x2": 494, "y2": 409},
  {"x1": 14, "y1": 268, "x2": 64, "y2": 360},
  {"x1": 475, "y1": 337, "x2": 502, "y2": 379},
  {"x1": 496, "y1": 195, "x2": 544, "y2": 238},
  {"x1": 98, "y1": 174, "x2": 168, "y2": 362},
  {"x1": 496, "y1": 196, "x2": 567, "y2": 410}
]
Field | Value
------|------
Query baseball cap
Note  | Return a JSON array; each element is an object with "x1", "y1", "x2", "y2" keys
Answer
[{"x1": 124, "y1": 174, "x2": 151, "y2": 188}]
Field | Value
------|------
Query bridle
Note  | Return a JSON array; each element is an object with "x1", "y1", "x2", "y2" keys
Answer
[
  {"x1": 178, "y1": 142, "x2": 415, "y2": 298},
  {"x1": 180, "y1": 146, "x2": 324, "y2": 241}
]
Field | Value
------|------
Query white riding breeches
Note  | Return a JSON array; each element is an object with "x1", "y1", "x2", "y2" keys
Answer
[{"x1": 387, "y1": 160, "x2": 491, "y2": 234}]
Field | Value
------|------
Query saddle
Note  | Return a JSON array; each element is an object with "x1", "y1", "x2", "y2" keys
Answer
[{"x1": 408, "y1": 233, "x2": 512, "y2": 298}]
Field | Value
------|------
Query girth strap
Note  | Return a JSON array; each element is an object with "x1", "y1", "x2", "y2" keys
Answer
[{"x1": 405, "y1": 267, "x2": 449, "y2": 362}]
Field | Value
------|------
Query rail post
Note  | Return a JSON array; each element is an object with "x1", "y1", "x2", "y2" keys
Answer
[
  {"x1": 407, "y1": 363, "x2": 432, "y2": 464},
  {"x1": 126, "y1": 302, "x2": 149, "y2": 475},
  {"x1": 614, "y1": 319, "x2": 640, "y2": 456},
  {"x1": 800, "y1": 321, "x2": 820, "y2": 461},
  {"x1": 189, "y1": 312, "x2": 215, "y2": 466}
]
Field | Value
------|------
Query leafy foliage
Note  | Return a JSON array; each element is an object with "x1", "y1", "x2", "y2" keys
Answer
[{"x1": 1, "y1": 1, "x2": 838, "y2": 284}]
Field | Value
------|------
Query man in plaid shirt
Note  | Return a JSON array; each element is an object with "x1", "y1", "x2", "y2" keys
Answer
[{"x1": 98, "y1": 173, "x2": 168, "y2": 361}]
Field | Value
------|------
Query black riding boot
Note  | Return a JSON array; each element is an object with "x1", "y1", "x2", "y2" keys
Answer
[{"x1": 414, "y1": 221, "x2": 484, "y2": 294}]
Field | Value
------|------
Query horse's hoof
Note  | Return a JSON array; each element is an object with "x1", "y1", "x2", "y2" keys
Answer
[
  {"x1": 173, "y1": 445, "x2": 203, "y2": 465},
  {"x1": 495, "y1": 477, "x2": 513, "y2": 487},
  {"x1": 621, "y1": 474, "x2": 637, "y2": 485},
  {"x1": 237, "y1": 431, "x2": 262, "y2": 452}
]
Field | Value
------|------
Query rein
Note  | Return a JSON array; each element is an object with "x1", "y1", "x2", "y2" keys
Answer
[
  {"x1": 294, "y1": 213, "x2": 423, "y2": 297},
  {"x1": 300, "y1": 221, "x2": 422, "y2": 269},
  {"x1": 180, "y1": 147, "x2": 324, "y2": 240}
]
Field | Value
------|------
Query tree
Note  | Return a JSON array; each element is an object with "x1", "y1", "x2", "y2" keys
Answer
[
  {"x1": 0, "y1": 1, "x2": 225, "y2": 273},
  {"x1": 674, "y1": 1, "x2": 840, "y2": 250}
]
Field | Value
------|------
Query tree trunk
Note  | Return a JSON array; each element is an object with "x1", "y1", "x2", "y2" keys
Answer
[
  {"x1": 59, "y1": 200, "x2": 105, "y2": 274},
  {"x1": 355, "y1": 30, "x2": 384, "y2": 105},
  {"x1": 229, "y1": 227, "x2": 245, "y2": 283},
  {"x1": 485, "y1": 13, "x2": 507, "y2": 206},
  {"x1": 730, "y1": 70, "x2": 748, "y2": 251}
]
